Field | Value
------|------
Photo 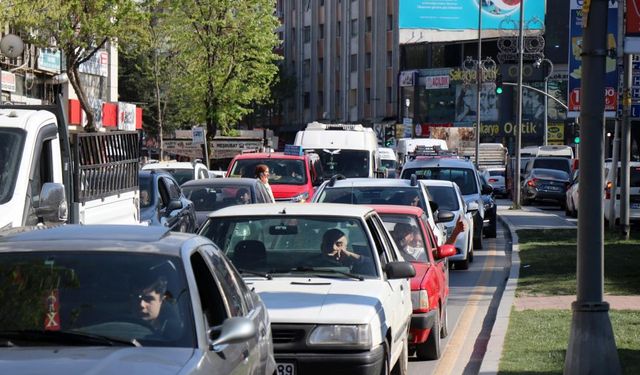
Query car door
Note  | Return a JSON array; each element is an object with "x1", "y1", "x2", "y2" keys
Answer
[{"x1": 157, "y1": 177, "x2": 181, "y2": 231}]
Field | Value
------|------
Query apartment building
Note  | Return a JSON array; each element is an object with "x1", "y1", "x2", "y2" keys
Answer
[{"x1": 278, "y1": 0, "x2": 399, "y2": 130}]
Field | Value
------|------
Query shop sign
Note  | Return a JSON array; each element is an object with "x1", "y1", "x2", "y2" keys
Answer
[
  {"x1": 1, "y1": 71, "x2": 16, "y2": 92},
  {"x1": 79, "y1": 50, "x2": 109, "y2": 77},
  {"x1": 425, "y1": 75, "x2": 450, "y2": 90}
]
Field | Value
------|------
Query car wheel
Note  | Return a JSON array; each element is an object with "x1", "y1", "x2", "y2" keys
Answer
[
  {"x1": 468, "y1": 245, "x2": 474, "y2": 262},
  {"x1": 391, "y1": 335, "x2": 408, "y2": 375},
  {"x1": 473, "y1": 235, "x2": 483, "y2": 250},
  {"x1": 456, "y1": 258, "x2": 469, "y2": 270},
  {"x1": 484, "y1": 218, "x2": 497, "y2": 238},
  {"x1": 416, "y1": 310, "x2": 441, "y2": 360},
  {"x1": 440, "y1": 304, "x2": 449, "y2": 338}
]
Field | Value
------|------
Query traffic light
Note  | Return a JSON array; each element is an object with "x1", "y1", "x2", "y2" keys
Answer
[
  {"x1": 573, "y1": 122, "x2": 580, "y2": 144},
  {"x1": 384, "y1": 124, "x2": 395, "y2": 147},
  {"x1": 495, "y1": 73, "x2": 504, "y2": 95},
  {"x1": 574, "y1": 136, "x2": 580, "y2": 144}
]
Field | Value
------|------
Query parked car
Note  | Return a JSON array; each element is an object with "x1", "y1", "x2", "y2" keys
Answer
[
  {"x1": 200, "y1": 203, "x2": 414, "y2": 375},
  {"x1": 480, "y1": 167, "x2": 506, "y2": 197},
  {"x1": 312, "y1": 176, "x2": 448, "y2": 245},
  {"x1": 0, "y1": 225, "x2": 275, "y2": 375},
  {"x1": 521, "y1": 168, "x2": 571, "y2": 207},
  {"x1": 604, "y1": 161, "x2": 640, "y2": 223},
  {"x1": 524, "y1": 156, "x2": 573, "y2": 176},
  {"x1": 371, "y1": 205, "x2": 456, "y2": 360},
  {"x1": 142, "y1": 160, "x2": 210, "y2": 185},
  {"x1": 478, "y1": 174, "x2": 498, "y2": 238},
  {"x1": 139, "y1": 170, "x2": 197, "y2": 232},
  {"x1": 422, "y1": 180, "x2": 477, "y2": 269},
  {"x1": 400, "y1": 157, "x2": 492, "y2": 249},
  {"x1": 181, "y1": 177, "x2": 274, "y2": 228},
  {"x1": 506, "y1": 156, "x2": 532, "y2": 198},
  {"x1": 226, "y1": 150, "x2": 324, "y2": 202},
  {"x1": 565, "y1": 169, "x2": 579, "y2": 217}
]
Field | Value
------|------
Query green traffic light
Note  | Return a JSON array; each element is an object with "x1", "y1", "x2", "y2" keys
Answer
[
  {"x1": 574, "y1": 137, "x2": 580, "y2": 144},
  {"x1": 495, "y1": 86, "x2": 503, "y2": 94}
]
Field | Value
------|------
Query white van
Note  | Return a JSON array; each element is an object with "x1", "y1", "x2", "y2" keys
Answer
[
  {"x1": 396, "y1": 138, "x2": 448, "y2": 164},
  {"x1": 377, "y1": 147, "x2": 398, "y2": 178},
  {"x1": 520, "y1": 145, "x2": 574, "y2": 159},
  {"x1": 294, "y1": 122, "x2": 380, "y2": 178}
]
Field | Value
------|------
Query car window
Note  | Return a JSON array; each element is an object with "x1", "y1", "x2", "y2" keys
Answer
[
  {"x1": 183, "y1": 184, "x2": 256, "y2": 211},
  {"x1": 317, "y1": 186, "x2": 427, "y2": 212},
  {"x1": 190, "y1": 251, "x2": 229, "y2": 328},
  {"x1": 200, "y1": 216, "x2": 378, "y2": 278},
  {"x1": 164, "y1": 177, "x2": 182, "y2": 200},
  {"x1": 426, "y1": 185, "x2": 460, "y2": 211},
  {"x1": 533, "y1": 158, "x2": 571, "y2": 174},
  {"x1": 139, "y1": 175, "x2": 155, "y2": 208},
  {"x1": 0, "y1": 251, "x2": 195, "y2": 347},
  {"x1": 229, "y1": 158, "x2": 308, "y2": 185},
  {"x1": 406, "y1": 167, "x2": 478, "y2": 195},
  {"x1": 201, "y1": 245, "x2": 246, "y2": 317},
  {"x1": 531, "y1": 169, "x2": 570, "y2": 180},
  {"x1": 365, "y1": 216, "x2": 389, "y2": 267},
  {"x1": 371, "y1": 214, "x2": 399, "y2": 262},
  {"x1": 615, "y1": 166, "x2": 640, "y2": 187},
  {"x1": 379, "y1": 213, "x2": 428, "y2": 262}
]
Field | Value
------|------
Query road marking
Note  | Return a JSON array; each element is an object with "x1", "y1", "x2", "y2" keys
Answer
[{"x1": 433, "y1": 247, "x2": 498, "y2": 374}]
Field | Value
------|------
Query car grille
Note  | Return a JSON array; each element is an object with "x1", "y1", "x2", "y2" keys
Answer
[{"x1": 272, "y1": 328, "x2": 307, "y2": 344}]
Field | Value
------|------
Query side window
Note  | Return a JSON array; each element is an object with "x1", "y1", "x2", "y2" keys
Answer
[
  {"x1": 190, "y1": 251, "x2": 228, "y2": 327},
  {"x1": 421, "y1": 213, "x2": 438, "y2": 261},
  {"x1": 204, "y1": 246, "x2": 246, "y2": 317},
  {"x1": 165, "y1": 178, "x2": 181, "y2": 200},
  {"x1": 221, "y1": 256, "x2": 255, "y2": 311},
  {"x1": 371, "y1": 214, "x2": 398, "y2": 262},
  {"x1": 25, "y1": 137, "x2": 55, "y2": 225},
  {"x1": 366, "y1": 216, "x2": 389, "y2": 267},
  {"x1": 158, "y1": 178, "x2": 170, "y2": 209}
]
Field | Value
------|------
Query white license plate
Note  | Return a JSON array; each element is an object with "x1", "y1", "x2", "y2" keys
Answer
[
  {"x1": 631, "y1": 203, "x2": 640, "y2": 209},
  {"x1": 545, "y1": 186, "x2": 560, "y2": 191},
  {"x1": 276, "y1": 362, "x2": 296, "y2": 375}
]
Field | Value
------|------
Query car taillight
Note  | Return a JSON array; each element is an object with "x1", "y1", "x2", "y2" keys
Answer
[
  {"x1": 527, "y1": 178, "x2": 538, "y2": 187},
  {"x1": 411, "y1": 290, "x2": 429, "y2": 311},
  {"x1": 605, "y1": 181, "x2": 612, "y2": 199}
]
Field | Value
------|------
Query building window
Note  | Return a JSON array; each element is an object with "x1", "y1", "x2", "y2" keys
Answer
[
  {"x1": 349, "y1": 89, "x2": 357, "y2": 107},
  {"x1": 303, "y1": 59, "x2": 311, "y2": 77},
  {"x1": 365, "y1": 17, "x2": 372, "y2": 32},
  {"x1": 365, "y1": 88, "x2": 371, "y2": 104},
  {"x1": 350, "y1": 54, "x2": 357, "y2": 72},
  {"x1": 387, "y1": 51, "x2": 392, "y2": 67},
  {"x1": 319, "y1": 24, "x2": 325, "y2": 39},
  {"x1": 318, "y1": 58, "x2": 324, "y2": 73},
  {"x1": 304, "y1": 26, "x2": 311, "y2": 43},
  {"x1": 351, "y1": 19, "x2": 358, "y2": 37},
  {"x1": 387, "y1": 87, "x2": 393, "y2": 103},
  {"x1": 365, "y1": 52, "x2": 371, "y2": 69},
  {"x1": 304, "y1": 92, "x2": 310, "y2": 109},
  {"x1": 387, "y1": 15, "x2": 394, "y2": 30}
]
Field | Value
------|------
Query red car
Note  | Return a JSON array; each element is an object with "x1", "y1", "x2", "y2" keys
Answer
[
  {"x1": 371, "y1": 205, "x2": 456, "y2": 360},
  {"x1": 226, "y1": 149, "x2": 323, "y2": 202}
]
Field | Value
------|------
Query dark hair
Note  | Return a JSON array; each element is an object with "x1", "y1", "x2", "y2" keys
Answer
[
  {"x1": 235, "y1": 188, "x2": 249, "y2": 200},
  {"x1": 392, "y1": 223, "x2": 413, "y2": 244},
  {"x1": 255, "y1": 164, "x2": 269, "y2": 178},
  {"x1": 136, "y1": 275, "x2": 168, "y2": 296},
  {"x1": 321, "y1": 228, "x2": 346, "y2": 254}
]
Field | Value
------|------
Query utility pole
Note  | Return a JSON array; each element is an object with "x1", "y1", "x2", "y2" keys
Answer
[
  {"x1": 609, "y1": 0, "x2": 624, "y2": 231},
  {"x1": 620, "y1": 53, "x2": 632, "y2": 239},
  {"x1": 475, "y1": 2, "x2": 482, "y2": 168},
  {"x1": 564, "y1": 0, "x2": 622, "y2": 372},
  {"x1": 513, "y1": 0, "x2": 525, "y2": 209}
]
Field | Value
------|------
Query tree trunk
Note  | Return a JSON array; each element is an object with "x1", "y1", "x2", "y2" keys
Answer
[
  {"x1": 67, "y1": 58, "x2": 95, "y2": 132},
  {"x1": 154, "y1": 49, "x2": 164, "y2": 160}
]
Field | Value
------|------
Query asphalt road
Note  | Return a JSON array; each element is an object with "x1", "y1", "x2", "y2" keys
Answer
[{"x1": 408, "y1": 217, "x2": 511, "y2": 375}]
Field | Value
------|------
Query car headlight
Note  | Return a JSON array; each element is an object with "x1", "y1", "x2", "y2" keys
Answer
[
  {"x1": 411, "y1": 290, "x2": 429, "y2": 311},
  {"x1": 308, "y1": 324, "x2": 371, "y2": 347},
  {"x1": 290, "y1": 192, "x2": 309, "y2": 203}
]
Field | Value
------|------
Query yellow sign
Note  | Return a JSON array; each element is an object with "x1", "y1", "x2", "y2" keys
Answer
[
  {"x1": 582, "y1": 0, "x2": 591, "y2": 28},
  {"x1": 547, "y1": 123, "x2": 565, "y2": 141}
]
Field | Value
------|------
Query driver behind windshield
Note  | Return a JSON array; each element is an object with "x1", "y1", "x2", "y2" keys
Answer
[{"x1": 133, "y1": 274, "x2": 182, "y2": 340}]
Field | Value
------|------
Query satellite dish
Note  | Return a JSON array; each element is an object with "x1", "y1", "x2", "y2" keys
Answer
[{"x1": 0, "y1": 34, "x2": 25, "y2": 59}]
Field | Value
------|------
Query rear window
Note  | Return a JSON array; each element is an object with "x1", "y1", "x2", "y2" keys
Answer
[
  {"x1": 317, "y1": 186, "x2": 428, "y2": 213},
  {"x1": 616, "y1": 166, "x2": 640, "y2": 187},
  {"x1": 532, "y1": 159, "x2": 571, "y2": 174},
  {"x1": 489, "y1": 170, "x2": 504, "y2": 177},
  {"x1": 403, "y1": 167, "x2": 478, "y2": 195},
  {"x1": 532, "y1": 169, "x2": 570, "y2": 180},
  {"x1": 425, "y1": 186, "x2": 460, "y2": 211}
]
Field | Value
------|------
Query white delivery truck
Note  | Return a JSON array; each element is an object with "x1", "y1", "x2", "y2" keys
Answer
[
  {"x1": 396, "y1": 137, "x2": 448, "y2": 165},
  {"x1": 294, "y1": 122, "x2": 380, "y2": 178},
  {"x1": 0, "y1": 98, "x2": 140, "y2": 231}
]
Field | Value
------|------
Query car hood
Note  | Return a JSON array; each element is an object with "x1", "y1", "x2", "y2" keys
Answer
[
  {"x1": 409, "y1": 262, "x2": 430, "y2": 291},
  {"x1": 0, "y1": 347, "x2": 195, "y2": 375},
  {"x1": 248, "y1": 278, "x2": 384, "y2": 324},
  {"x1": 270, "y1": 185, "x2": 310, "y2": 200}
]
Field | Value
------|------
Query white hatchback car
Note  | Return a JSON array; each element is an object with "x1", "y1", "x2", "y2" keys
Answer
[
  {"x1": 142, "y1": 160, "x2": 210, "y2": 185},
  {"x1": 200, "y1": 203, "x2": 414, "y2": 375},
  {"x1": 422, "y1": 180, "x2": 476, "y2": 270}
]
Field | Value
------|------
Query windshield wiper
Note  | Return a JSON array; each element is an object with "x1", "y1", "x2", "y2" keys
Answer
[
  {"x1": 0, "y1": 330, "x2": 141, "y2": 347},
  {"x1": 238, "y1": 268, "x2": 272, "y2": 280},
  {"x1": 290, "y1": 266, "x2": 365, "y2": 281}
]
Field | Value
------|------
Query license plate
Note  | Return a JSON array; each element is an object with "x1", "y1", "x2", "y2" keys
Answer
[
  {"x1": 276, "y1": 363, "x2": 296, "y2": 375},
  {"x1": 545, "y1": 186, "x2": 560, "y2": 191},
  {"x1": 631, "y1": 203, "x2": 640, "y2": 209}
]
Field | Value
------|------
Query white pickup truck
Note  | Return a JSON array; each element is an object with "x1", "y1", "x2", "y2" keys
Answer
[{"x1": 0, "y1": 99, "x2": 140, "y2": 231}]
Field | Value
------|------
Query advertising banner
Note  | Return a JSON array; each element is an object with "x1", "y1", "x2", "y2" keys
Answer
[
  {"x1": 567, "y1": 0, "x2": 618, "y2": 117},
  {"x1": 37, "y1": 49, "x2": 61, "y2": 73},
  {"x1": 118, "y1": 102, "x2": 137, "y2": 131},
  {"x1": 1, "y1": 71, "x2": 16, "y2": 92},
  {"x1": 79, "y1": 50, "x2": 109, "y2": 77},
  {"x1": 627, "y1": 0, "x2": 640, "y2": 35},
  {"x1": 399, "y1": 0, "x2": 546, "y2": 30}
]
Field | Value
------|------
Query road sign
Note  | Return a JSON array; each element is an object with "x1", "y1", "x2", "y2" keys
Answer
[{"x1": 192, "y1": 127, "x2": 205, "y2": 144}]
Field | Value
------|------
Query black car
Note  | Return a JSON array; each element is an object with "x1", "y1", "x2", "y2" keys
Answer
[
  {"x1": 521, "y1": 168, "x2": 570, "y2": 207},
  {"x1": 181, "y1": 177, "x2": 275, "y2": 228},
  {"x1": 479, "y1": 174, "x2": 497, "y2": 238},
  {"x1": 139, "y1": 170, "x2": 197, "y2": 232}
]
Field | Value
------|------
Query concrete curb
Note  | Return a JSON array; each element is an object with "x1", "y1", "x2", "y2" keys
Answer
[{"x1": 478, "y1": 213, "x2": 520, "y2": 375}]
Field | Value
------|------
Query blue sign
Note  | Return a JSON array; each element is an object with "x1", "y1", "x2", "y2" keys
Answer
[
  {"x1": 37, "y1": 48, "x2": 61, "y2": 73},
  {"x1": 284, "y1": 144, "x2": 303, "y2": 156},
  {"x1": 399, "y1": 0, "x2": 546, "y2": 30}
]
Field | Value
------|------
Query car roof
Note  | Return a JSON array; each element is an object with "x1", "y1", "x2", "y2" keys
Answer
[
  {"x1": 403, "y1": 157, "x2": 475, "y2": 169},
  {"x1": 367, "y1": 204, "x2": 425, "y2": 216},
  {"x1": 208, "y1": 202, "x2": 375, "y2": 218},
  {"x1": 322, "y1": 178, "x2": 420, "y2": 188},
  {"x1": 0, "y1": 225, "x2": 201, "y2": 256},
  {"x1": 181, "y1": 177, "x2": 258, "y2": 188},
  {"x1": 142, "y1": 161, "x2": 196, "y2": 170},
  {"x1": 232, "y1": 152, "x2": 307, "y2": 161},
  {"x1": 139, "y1": 169, "x2": 173, "y2": 179},
  {"x1": 420, "y1": 179, "x2": 456, "y2": 188}
]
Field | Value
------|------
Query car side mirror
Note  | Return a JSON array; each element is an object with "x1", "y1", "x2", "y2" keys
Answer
[
  {"x1": 436, "y1": 210, "x2": 455, "y2": 223},
  {"x1": 209, "y1": 317, "x2": 256, "y2": 349},
  {"x1": 481, "y1": 184, "x2": 493, "y2": 195},
  {"x1": 466, "y1": 201, "x2": 479, "y2": 213},
  {"x1": 35, "y1": 183, "x2": 68, "y2": 224},
  {"x1": 435, "y1": 244, "x2": 456, "y2": 260},
  {"x1": 167, "y1": 199, "x2": 182, "y2": 211},
  {"x1": 385, "y1": 261, "x2": 416, "y2": 279}
]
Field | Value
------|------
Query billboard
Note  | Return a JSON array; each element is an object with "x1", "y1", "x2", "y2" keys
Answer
[
  {"x1": 567, "y1": 0, "x2": 618, "y2": 117},
  {"x1": 399, "y1": 0, "x2": 546, "y2": 30}
]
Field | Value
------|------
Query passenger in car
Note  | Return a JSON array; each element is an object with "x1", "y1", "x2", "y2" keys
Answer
[
  {"x1": 134, "y1": 274, "x2": 182, "y2": 339},
  {"x1": 317, "y1": 228, "x2": 374, "y2": 275},
  {"x1": 235, "y1": 188, "x2": 251, "y2": 204}
]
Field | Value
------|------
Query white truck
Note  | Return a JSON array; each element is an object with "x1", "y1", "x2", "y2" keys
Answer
[
  {"x1": 0, "y1": 99, "x2": 140, "y2": 231},
  {"x1": 294, "y1": 121, "x2": 381, "y2": 178},
  {"x1": 396, "y1": 138, "x2": 448, "y2": 165}
]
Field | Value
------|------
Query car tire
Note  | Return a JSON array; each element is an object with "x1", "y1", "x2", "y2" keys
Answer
[
  {"x1": 484, "y1": 218, "x2": 497, "y2": 238},
  {"x1": 473, "y1": 235, "x2": 483, "y2": 250},
  {"x1": 391, "y1": 335, "x2": 408, "y2": 375},
  {"x1": 440, "y1": 304, "x2": 449, "y2": 338},
  {"x1": 456, "y1": 257, "x2": 469, "y2": 270},
  {"x1": 417, "y1": 310, "x2": 441, "y2": 360}
]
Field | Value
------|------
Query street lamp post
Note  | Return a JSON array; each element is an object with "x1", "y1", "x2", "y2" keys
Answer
[
  {"x1": 534, "y1": 58, "x2": 554, "y2": 146},
  {"x1": 475, "y1": 0, "x2": 482, "y2": 168}
]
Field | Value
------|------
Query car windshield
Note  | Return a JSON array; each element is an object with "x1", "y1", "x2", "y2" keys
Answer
[
  {"x1": 316, "y1": 186, "x2": 428, "y2": 214},
  {"x1": 425, "y1": 185, "x2": 460, "y2": 211},
  {"x1": 532, "y1": 169, "x2": 570, "y2": 180},
  {"x1": 139, "y1": 175, "x2": 155, "y2": 208},
  {"x1": 0, "y1": 252, "x2": 195, "y2": 348},
  {"x1": 378, "y1": 214, "x2": 427, "y2": 263},
  {"x1": 229, "y1": 158, "x2": 307, "y2": 185},
  {"x1": 405, "y1": 167, "x2": 478, "y2": 195},
  {"x1": 307, "y1": 149, "x2": 370, "y2": 178},
  {"x1": 488, "y1": 170, "x2": 504, "y2": 177},
  {"x1": 381, "y1": 160, "x2": 397, "y2": 170},
  {"x1": 0, "y1": 128, "x2": 26, "y2": 205},
  {"x1": 159, "y1": 169, "x2": 193, "y2": 185},
  {"x1": 182, "y1": 184, "x2": 255, "y2": 211},
  {"x1": 532, "y1": 159, "x2": 571, "y2": 174},
  {"x1": 199, "y1": 216, "x2": 378, "y2": 278}
]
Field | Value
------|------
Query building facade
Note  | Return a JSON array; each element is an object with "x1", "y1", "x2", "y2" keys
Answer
[{"x1": 278, "y1": 0, "x2": 399, "y2": 131}]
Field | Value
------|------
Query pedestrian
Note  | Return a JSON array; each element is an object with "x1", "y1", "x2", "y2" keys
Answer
[{"x1": 255, "y1": 164, "x2": 275, "y2": 202}]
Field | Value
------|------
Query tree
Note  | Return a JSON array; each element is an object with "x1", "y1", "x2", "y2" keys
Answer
[
  {"x1": 167, "y1": 0, "x2": 281, "y2": 140},
  {"x1": 0, "y1": 0, "x2": 144, "y2": 132}
]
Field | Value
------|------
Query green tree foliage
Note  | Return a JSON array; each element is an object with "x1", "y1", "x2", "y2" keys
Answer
[
  {"x1": 167, "y1": 0, "x2": 281, "y2": 138},
  {"x1": 0, "y1": 0, "x2": 144, "y2": 132}
]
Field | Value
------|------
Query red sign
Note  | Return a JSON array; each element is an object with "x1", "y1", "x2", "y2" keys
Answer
[
  {"x1": 44, "y1": 289, "x2": 60, "y2": 331},
  {"x1": 628, "y1": 0, "x2": 640, "y2": 35},
  {"x1": 568, "y1": 87, "x2": 617, "y2": 112}
]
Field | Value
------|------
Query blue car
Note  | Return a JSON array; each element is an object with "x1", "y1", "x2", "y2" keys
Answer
[{"x1": 139, "y1": 170, "x2": 197, "y2": 232}]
